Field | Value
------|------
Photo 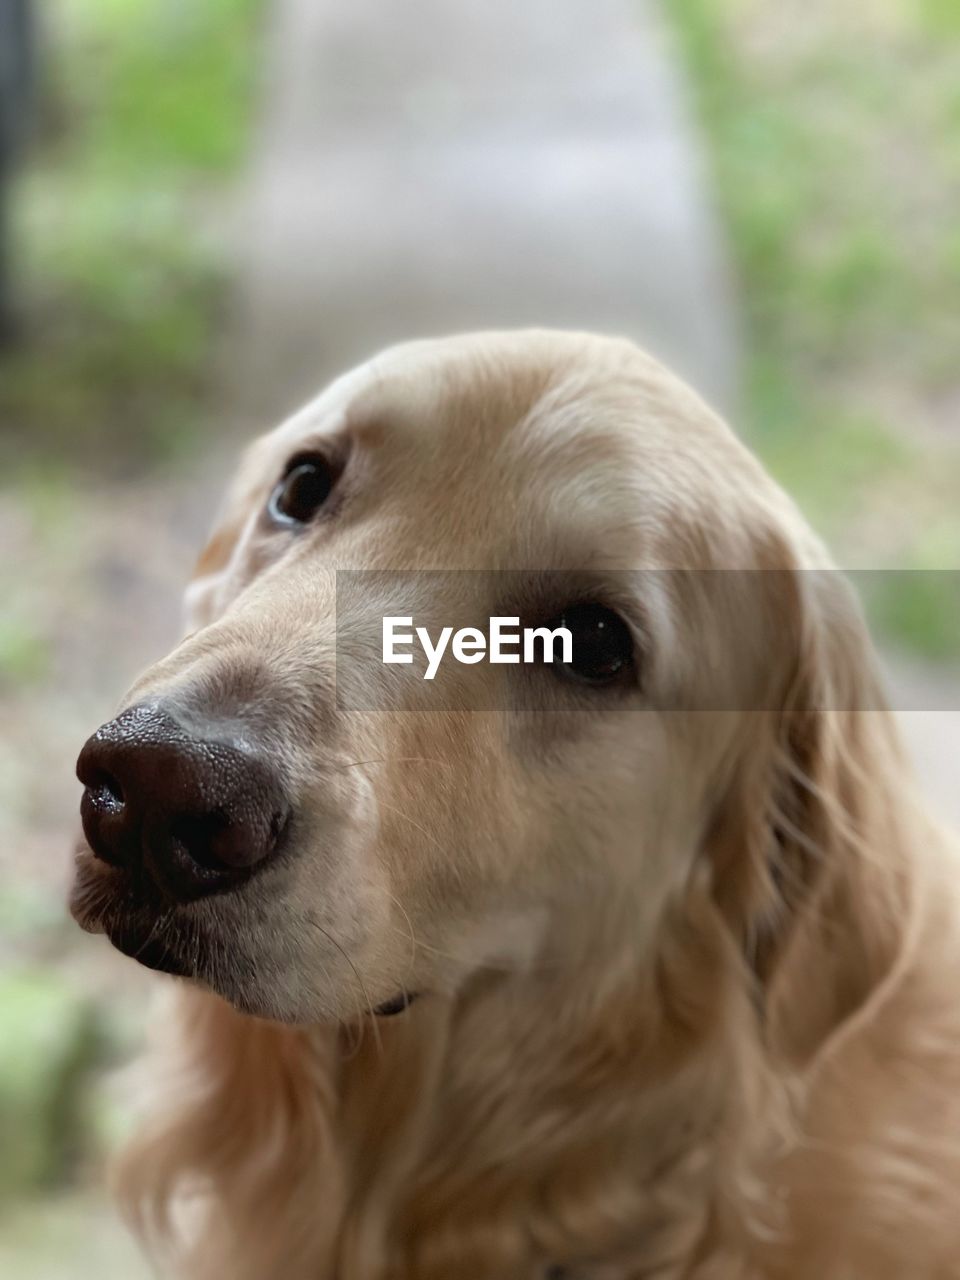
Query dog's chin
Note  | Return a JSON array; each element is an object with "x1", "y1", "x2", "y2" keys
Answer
[
  {"x1": 110, "y1": 921, "x2": 196, "y2": 977},
  {"x1": 69, "y1": 845, "x2": 305, "y2": 1017},
  {"x1": 69, "y1": 846, "x2": 404, "y2": 1027}
]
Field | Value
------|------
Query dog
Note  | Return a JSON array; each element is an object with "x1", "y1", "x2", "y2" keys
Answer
[{"x1": 71, "y1": 331, "x2": 960, "y2": 1278}]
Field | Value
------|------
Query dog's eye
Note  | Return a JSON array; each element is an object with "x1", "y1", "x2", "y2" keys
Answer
[
  {"x1": 553, "y1": 603, "x2": 634, "y2": 685},
  {"x1": 269, "y1": 456, "x2": 337, "y2": 525}
]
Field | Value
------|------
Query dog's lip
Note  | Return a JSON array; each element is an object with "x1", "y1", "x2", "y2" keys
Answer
[
  {"x1": 105, "y1": 920, "x2": 194, "y2": 977},
  {"x1": 69, "y1": 887, "x2": 107, "y2": 935},
  {"x1": 68, "y1": 843, "x2": 120, "y2": 934},
  {"x1": 70, "y1": 843, "x2": 195, "y2": 977}
]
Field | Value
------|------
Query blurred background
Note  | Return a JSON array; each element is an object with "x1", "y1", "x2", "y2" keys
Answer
[{"x1": 0, "y1": 0, "x2": 958, "y2": 1273}]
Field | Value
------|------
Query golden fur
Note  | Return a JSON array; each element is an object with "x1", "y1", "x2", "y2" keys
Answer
[{"x1": 72, "y1": 332, "x2": 960, "y2": 1278}]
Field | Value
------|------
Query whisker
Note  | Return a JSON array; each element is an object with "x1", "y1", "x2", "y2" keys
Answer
[
  {"x1": 377, "y1": 799, "x2": 448, "y2": 857},
  {"x1": 330, "y1": 755, "x2": 456, "y2": 774},
  {"x1": 131, "y1": 907, "x2": 173, "y2": 963},
  {"x1": 384, "y1": 889, "x2": 419, "y2": 971},
  {"x1": 307, "y1": 916, "x2": 383, "y2": 1057}
]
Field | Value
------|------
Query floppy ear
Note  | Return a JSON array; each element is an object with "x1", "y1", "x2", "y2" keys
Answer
[
  {"x1": 181, "y1": 522, "x2": 243, "y2": 632},
  {"x1": 706, "y1": 562, "x2": 918, "y2": 1063},
  {"x1": 180, "y1": 495, "x2": 256, "y2": 634},
  {"x1": 180, "y1": 435, "x2": 277, "y2": 633}
]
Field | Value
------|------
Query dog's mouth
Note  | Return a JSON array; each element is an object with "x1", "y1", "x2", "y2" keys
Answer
[
  {"x1": 70, "y1": 843, "x2": 205, "y2": 980},
  {"x1": 108, "y1": 920, "x2": 195, "y2": 977},
  {"x1": 71, "y1": 842, "x2": 423, "y2": 1021}
]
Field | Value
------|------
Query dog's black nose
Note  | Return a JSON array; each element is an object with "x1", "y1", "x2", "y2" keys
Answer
[{"x1": 77, "y1": 703, "x2": 289, "y2": 901}]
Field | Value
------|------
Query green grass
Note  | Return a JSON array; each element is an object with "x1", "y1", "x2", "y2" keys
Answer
[
  {"x1": 0, "y1": 0, "x2": 263, "y2": 471},
  {"x1": 866, "y1": 572, "x2": 960, "y2": 662},
  {"x1": 669, "y1": 0, "x2": 960, "y2": 657}
]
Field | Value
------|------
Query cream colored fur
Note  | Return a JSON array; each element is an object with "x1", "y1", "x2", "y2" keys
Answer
[{"x1": 73, "y1": 333, "x2": 960, "y2": 1278}]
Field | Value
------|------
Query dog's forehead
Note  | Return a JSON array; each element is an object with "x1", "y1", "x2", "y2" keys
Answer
[
  {"x1": 263, "y1": 333, "x2": 565, "y2": 456},
  {"x1": 260, "y1": 332, "x2": 729, "y2": 479},
  {"x1": 233, "y1": 332, "x2": 768, "y2": 569}
]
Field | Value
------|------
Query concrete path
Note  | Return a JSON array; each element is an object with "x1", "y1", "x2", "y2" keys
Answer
[
  {"x1": 232, "y1": 0, "x2": 738, "y2": 427},
  {"x1": 230, "y1": 0, "x2": 958, "y2": 821}
]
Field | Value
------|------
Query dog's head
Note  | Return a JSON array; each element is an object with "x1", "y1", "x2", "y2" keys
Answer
[{"x1": 70, "y1": 330, "x2": 890, "y2": 1028}]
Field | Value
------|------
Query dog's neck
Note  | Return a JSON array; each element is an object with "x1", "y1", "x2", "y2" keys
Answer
[
  {"x1": 329, "y1": 825, "x2": 935, "y2": 1279},
  {"x1": 138, "y1": 815, "x2": 947, "y2": 1279},
  {"x1": 329, "y1": 898, "x2": 775, "y2": 1278}
]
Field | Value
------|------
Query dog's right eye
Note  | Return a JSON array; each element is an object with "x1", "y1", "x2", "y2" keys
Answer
[
  {"x1": 551, "y1": 603, "x2": 635, "y2": 686},
  {"x1": 269, "y1": 456, "x2": 337, "y2": 525}
]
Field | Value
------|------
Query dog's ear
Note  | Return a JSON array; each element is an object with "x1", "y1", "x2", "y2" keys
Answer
[
  {"x1": 706, "y1": 559, "x2": 916, "y2": 1063},
  {"x1": 181, "y1": 438, "x2": 275, "y2": 633},
  {"x1": 181, "y1": 517, "x2": 245, "y2": 633}
]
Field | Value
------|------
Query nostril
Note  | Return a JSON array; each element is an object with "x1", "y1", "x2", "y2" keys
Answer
[
  {"x1": 169, "y1": 805, "x2": 290, "y2": 874},
  {"x1": 169, "y1": 812, "x2": 232, "y2": 873},
  {"x1": 79, "y1": 765, "x2": 136, "y2": 872},
  {"x1": 84, "y1": 769, "x2": 125, "y2": 814}
]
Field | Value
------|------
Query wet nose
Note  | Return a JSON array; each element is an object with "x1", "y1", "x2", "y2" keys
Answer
[{"x1": 76, "y1": 703, "x2": 289, "y2": 901}]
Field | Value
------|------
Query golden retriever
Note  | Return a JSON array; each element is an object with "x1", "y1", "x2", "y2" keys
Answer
[{"x1": 71, "y1": 331, "x2": 960, "y2": 1279}]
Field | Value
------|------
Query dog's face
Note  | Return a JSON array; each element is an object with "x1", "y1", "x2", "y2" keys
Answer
[{"x1": 71, "y1": 331, "x2": 810, "y2": 1022}]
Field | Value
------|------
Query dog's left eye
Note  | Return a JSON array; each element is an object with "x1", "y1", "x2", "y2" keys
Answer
[
  {"x1": 553, "y1": 603, "x2": 634, "y2": 685},
  {"x1": 269, "y1": 456, "x2": 337, "y2": 525}
]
